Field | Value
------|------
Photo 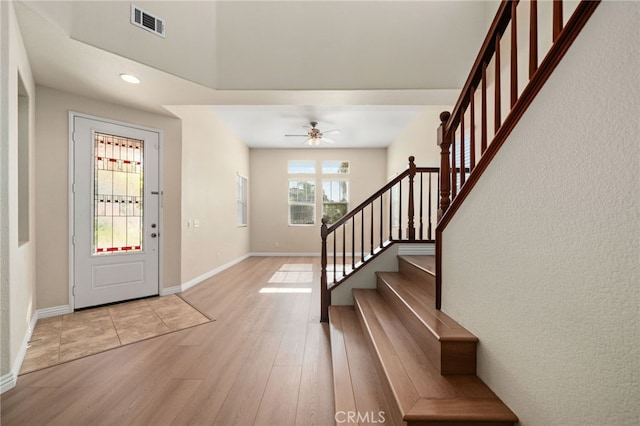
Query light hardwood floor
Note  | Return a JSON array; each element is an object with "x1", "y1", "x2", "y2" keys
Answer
[{"x1": 1, "y1": 257, "x2": 335, "y2": 426}]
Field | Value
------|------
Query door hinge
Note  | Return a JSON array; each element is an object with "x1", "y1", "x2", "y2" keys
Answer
[
  {"x1": 72, "y1": 286, "x2": 75, "y2": 296},
  {"x1": 72, "y1": 235, "x2": 76, "y2": 245},
  {"x1": 72, "y1": 183, "x2": 76, "y2": 193}
]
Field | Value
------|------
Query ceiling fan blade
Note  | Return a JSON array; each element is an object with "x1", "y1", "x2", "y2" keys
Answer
[
  {"x1": 323, "y1": 129, "x2": 340, "y2": 135},
  {"x1": 322, "y1": 137, "x2": 336, "y2": 144},
  {"x1": 304, "y1": 138, "x2": 315, "y2": 146},
  {"x1": 285, "y1": 134, "x2": 308, "y2": 137}
]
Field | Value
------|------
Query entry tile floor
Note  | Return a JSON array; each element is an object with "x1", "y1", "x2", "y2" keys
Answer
[{"x1": 20, "y1": 295, "x2": 211, "y2": 375}]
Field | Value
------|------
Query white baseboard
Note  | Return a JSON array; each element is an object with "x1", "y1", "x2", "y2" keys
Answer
[
  {"x1": 159, "y1": 285, "x2": 182, "y2": 296},
  {"x1": 175, "y1": 253, "x2": 252, "y2": 294},
  {"x1": 37, "y1": 305, "x2": 72, "y2": 319},
  {"x1": 0, "y1": 372, "x2": 15, "y2": 394},
  {"x1": 2, "y1": 311, "x2": 38, "y2": 394},
  {"x1": 250, "y1": 252, "x2": 320, "y2": 257}
]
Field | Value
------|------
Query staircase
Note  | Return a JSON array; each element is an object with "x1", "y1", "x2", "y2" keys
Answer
[
  {"x1": 325, "y1": 2, "x2": 601, "y2": 423},
  {"x1": 329, "y1": 255, "x2": 517, "y2": 425}
]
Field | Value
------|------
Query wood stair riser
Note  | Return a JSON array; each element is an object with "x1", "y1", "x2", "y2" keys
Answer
[{"x1": 376, "y1": 275, "x2": 476, "y2": 375}]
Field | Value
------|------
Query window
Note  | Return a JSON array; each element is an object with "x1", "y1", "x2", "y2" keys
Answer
[
  {"x1": 18, "y1": 74, "x2": 30, "y2": 245},
  {"x1": 322, "y1": 161, "x2": 349, "y2": 174},
  {"x1": 452, "y1": 131, "x2": 471, "y2": 193},
  {"x1": 93, "y1": 133, "x2": 144, "y2": 254},
  {"x1": 287, "y1": 160, "x2": 350, "y2": 225},
  {"x1": 288, "y1": 160, "x2": 315, "y2": 174},
  {"x1": 322, "y1": 161, "x2": 349, "y2": 224},
  {"x1": 237, "y1": 174, "x2": 247, "y2": 227},
  {"x1": 322, "y1": 180, "x2": 349, "y2": 225},
  {"x1": 391, "y1": 183, "x2": 400, "y2": 228},
  {"x1": 288, "y1": 180, "x2": 316, "y2": 225}
]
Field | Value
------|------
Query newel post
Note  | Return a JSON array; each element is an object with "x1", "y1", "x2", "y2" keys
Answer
[
  {"x1": 407, "y1": 156, "x2": 416, "y2": 240},
  {"x1": 320, "y1": 217, "x2": 329, "y2": 322},
  {"x1": 437, "y1": 111, "x2": 452, "y2": 221}
]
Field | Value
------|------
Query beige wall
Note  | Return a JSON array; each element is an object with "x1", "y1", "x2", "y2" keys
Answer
[
  {"x1": 0, "y1": 0, "x2": 37, "y2": 385},
  {"x1": 441, "y1": 2, "x2": 639, "y2": 424},
  {"x1": 166, "y1": 106, "x2": 250, "y2": 283},
  {"x1": 250, "y1": 148, "x2": 386, "y2": 254},
  {"x1": 387, "y1": 106, "x2": 450, "y2": 177},
  {"x1": 35, "y1": 86, "x2": 182, "y2": 308}
]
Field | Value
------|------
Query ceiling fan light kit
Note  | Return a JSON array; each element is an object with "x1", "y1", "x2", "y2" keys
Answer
[{"x1": 285, "y1": 121, "x2": 340, "y2": 146}]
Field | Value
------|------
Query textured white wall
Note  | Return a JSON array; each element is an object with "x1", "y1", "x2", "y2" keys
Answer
[
  {"x1": 0, "y1": 0, "x2": 37, "y2": 385},
  {"x1": 441, "y1": 2, "x2": 639, "y2": 425}
]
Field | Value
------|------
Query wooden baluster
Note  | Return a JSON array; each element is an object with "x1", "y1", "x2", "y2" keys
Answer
[
  {"x1": 451, "y1": 128, "x2": 457, "y2": 199},
  {"x1": 511, "y1": 0, "x2": 518, "y2": 107},
  {"x1": 379, "y1": 196, "x2": 383, "y2": 247},
  {"x1": 427, "y1": 172, "x2": 432, "y2": 240},
  {"x1": 481, "y1": 63, "x2": 488, "y2": 153},
  {"x1": 495, "y1": 34, "x2": 502, "y2": 134},
  {"x1": 530, "y1": 0, "x2": 538, "y2": 79},
  {"x1": 342, "y1": 223, "x2": 346, "y2": 277},
  {"x1": 398, "y1": 180, "x2": 403, "y2": 239},
  {"x1": 470, "y1": 86, "x2": 476, "y2": 170},
  {"x1": 320, "y1": 217, "x2": 329, "y2": 322},
  {"x1": 407, "y1": 156, "x2": 416, "y2": 240},
  {"x1": 361, "y1": 210, "x2": 364, "y2": 262},
  {"x1": 332, "y1": 228, "x2": 337, "y2": 283},
  {"x1": 370, "y1": 203, "x2": 374, "y2": 255},
  {"x1": 437, "y1": 111, "x2": 452, "y2": 221},
  {"x1": 352, "y1": 216, "x2": 355, "y2": 269},
  {"x1": 388, "y1": 188, "x2": 393, "y2": 241},
  {"x1": 460, "y1": 111, "x2": 466, "y2": 187},
  {"x1": 553, "y1": 0, "x2": 563, "y2": 42},
  {"x1": 419, "y1": 172, "x2": 424, "y2": 240}
]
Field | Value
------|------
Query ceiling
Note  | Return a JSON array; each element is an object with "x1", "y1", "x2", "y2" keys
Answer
[
  {"x1": 15, "y1": 1, "x2": 496, "y2": 149},
  {"x1": 210, "y1": 105, "x2": 431, "y2": 148}
]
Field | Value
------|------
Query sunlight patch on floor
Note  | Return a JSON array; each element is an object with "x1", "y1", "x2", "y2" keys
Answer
[{"x1": 267, "y1": 263, "x2": 314, "y2": 284}]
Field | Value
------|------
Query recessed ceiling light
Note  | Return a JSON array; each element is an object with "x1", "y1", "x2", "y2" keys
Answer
[{"x1": 120, "y1": 74, "x2": 140, "y2": 84}]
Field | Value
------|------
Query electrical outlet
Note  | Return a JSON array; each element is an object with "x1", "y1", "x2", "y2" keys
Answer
[
  {"x1": 186, "y1": 220, "x2": 191, "y2": 228},
  {"x1": 193, "y1": 219, "x2": 200, "y2": 228}
]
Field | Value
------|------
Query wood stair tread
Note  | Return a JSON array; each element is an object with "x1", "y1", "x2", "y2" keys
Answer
[
  {"x1": 377, "y1": 271, "x2": 477, "y2": 342},
  {"x1": 328, "y1": 305, "x2": 398, "y2": 425},
  {"x1": 353, "y1": 288, "x2": 517, "y2": 424},
  {"x1": 399, "y1": 255, "x2": 436, "y2": 276}
]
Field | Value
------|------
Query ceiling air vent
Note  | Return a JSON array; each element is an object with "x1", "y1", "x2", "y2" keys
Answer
[{"x1": 131, "y1": 4, "x2": 165, "y2": 38}]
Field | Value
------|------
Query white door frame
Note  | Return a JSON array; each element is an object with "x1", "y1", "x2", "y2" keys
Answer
[{"x1": 68, "y1": 112, "x2": 164, "y2": 310}]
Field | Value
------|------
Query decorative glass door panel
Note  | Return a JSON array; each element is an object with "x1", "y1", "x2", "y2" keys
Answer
[{"x1": 93, "y1": 132, "x2": 144, "y2": 255}]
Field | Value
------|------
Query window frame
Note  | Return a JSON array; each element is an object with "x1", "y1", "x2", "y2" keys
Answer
[
  {"x1": 288, "y1": 179, "x2": 316, "y2": 226},
  {"x1": 237, "y1": 173, "x2": 248, "y2": 227},
  {"x1": 321, "y1": 179, "x2": 349, "y2": 225}
]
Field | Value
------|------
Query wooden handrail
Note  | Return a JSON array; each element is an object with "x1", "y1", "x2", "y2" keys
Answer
[
  {"x1": 320, "y1": 157, "x2": 438, "y2": 322},
  {"x1": 435, "y1": 0, "x2": 601, "y2": 309}
]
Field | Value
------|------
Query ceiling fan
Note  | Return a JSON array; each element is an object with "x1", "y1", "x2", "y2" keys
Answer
[{"x1": 285, "y1": 121, "x2": 340, "y2": 146}]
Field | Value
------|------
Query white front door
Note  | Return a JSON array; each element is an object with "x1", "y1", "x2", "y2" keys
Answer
[{"x1": 72, "y1": 115, "x2": 160, "y2": 309}]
